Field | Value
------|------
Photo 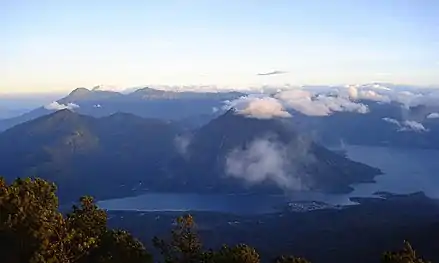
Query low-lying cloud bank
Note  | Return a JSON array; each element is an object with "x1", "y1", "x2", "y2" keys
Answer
[
  {"x1": 427, "y1": 112, "x2": 439, "y2": 119},
  {"x1": 275, "y1": 89, "x2": 368, "y2": 116},
  {"x1": 174, "y1": 134, "x2": 192, "y2": 157},
  {"x1": 225, "y1": 136, "x2": 314, "y2": 191},
  {"x1": 44, "y1": 101, "x2": 79, "y2": 111},
  {"x1": 48, "y1": 83, "x2": 439, "y2": 110},
  {"x1": 224, "y1": 88, "x2": 369, "y2": 119},
  {"x1": 224, "y1": 95, "x2": 291, "y2": 119},
  {"x1": 341, "y1": 84, "x2": 439, "y2": 109},
  {"x1": 222, "y1": 83, "x2": 439, "y2": 120},
  {"x1": 274, "y1": 83, "x2": 439, "y2": 110},
  {"x1": 347, "y1": 86, "x2": 391, "y2": 103},
  {"x1": 382, "y1": 118, "x2": 428, "y2": 132},
  {"x1": 34, "y1": 83, "x2": 439, "y2": 125}
]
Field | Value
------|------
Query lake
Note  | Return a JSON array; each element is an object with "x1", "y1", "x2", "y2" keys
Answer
[
  {"x1": 344, "y1": 145, "x2": 439, "y2": 199},
  {"x1": 98, "y1": 145, "x2": 439, "y2": 214}
]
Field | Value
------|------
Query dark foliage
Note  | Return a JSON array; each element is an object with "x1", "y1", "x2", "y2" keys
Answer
[
  {"x1": 153, "y1": 214, "x2": 203, "y2": 263},
  {"x1": 382, "y1": 241, "x2": 430, "y2": 263},
  {"x1": 274, "y1": 256, "x2": 311, "y2": 263},
  {"x1": 0, "y1": 177, "x2": 152, "y2": 263},
  {"x1": 1, "y1": 177, "x2": 435, "y2": 263}
]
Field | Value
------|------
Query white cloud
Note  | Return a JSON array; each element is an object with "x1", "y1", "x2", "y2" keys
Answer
[
  {"x1": 401, "y1": 120, "x2": 427, "y2": 132},
  {"x1": 359, "y1": 90, "x2": 391, "y2": 103},
  {"x1": 306, "y1": 84, "x2": 439, "y2": 109},
  {"x1": 92, "y1": 85, "x2": 126, "y2": 93},
  {"x1": 44, "y1": 101, "x2": 79, "y2": 111},
  {"x1": 225, "y1": 138, "x2": 307, "y2": 191},
  {"x1": 224, "y1": 95, "x2": 291, "y2": 119},
  {"x1": 91, "y1": 83, "x2": 439, "y2": 111},
  {"x1": 347, "y1": 84, "x2": 439, "y2": 108},
  {"x1": 347, "y1": 86, "x2": 359, "y2": 100},
  {"x1": 382, "y1": 117, "x2": 400, "y2": 126},
  {"x1": 408, "y1": 90, "x2": 439, "y2": 108},
  {"x1": 174, "y1": 134, "x2": 191, "y2": 157},
  {"x1": 346, "y1": 85, "x2": 391, "y2": 103},
  {"x1": 427, "y1": 112, "x2": 439, "y2": 119},
  {"x1": 382, "y1": 117, "x2": 428, "y2": 132},
  {"x1": 275, "y1": 89, "x2": 368, "y2": 116}
]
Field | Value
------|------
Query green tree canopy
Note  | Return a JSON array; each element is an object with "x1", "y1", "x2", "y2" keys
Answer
[
  {"x1": 274, "y1": 255, "x2": 311, "y2": 263},
  {"x1": 0, "y1": 177, "x2": 152, "y2": 263},
  {"x1": 0, "y1": 177, "x2": 434, "y2": 263},
  {"x1": 381, "y1": 241, "x2": 430, "y2": 263}
]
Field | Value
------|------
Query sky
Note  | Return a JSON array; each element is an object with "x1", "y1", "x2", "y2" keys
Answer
[{"x1": 1, "y1": 0, "x2": 439, "y2": 94}]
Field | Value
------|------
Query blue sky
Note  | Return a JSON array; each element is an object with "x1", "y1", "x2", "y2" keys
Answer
[{"x1": 1, "y1": 0, "x2": 438, "y2": 93}]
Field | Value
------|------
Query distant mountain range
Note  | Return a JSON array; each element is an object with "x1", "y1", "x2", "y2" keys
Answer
[
  {"x1": 2, "y1": 86, "x2": 438, "y2": 152},
  {"x1": 294, "y1": 100, "x2": 439, "y2": 149},
  {"x1": 0, "y1": 109, "x2": 381, "y2": 203},
  {"x1": 0, "y1": 107, "x2": 30, "y2": 119},
  {"x1": 0, "y1": 87, "x2": 245, "y2": 131}
]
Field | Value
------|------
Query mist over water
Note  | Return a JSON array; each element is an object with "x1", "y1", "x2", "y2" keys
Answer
[{"x1": 98, "y1": 145, "x2": 439, "y2": 214}]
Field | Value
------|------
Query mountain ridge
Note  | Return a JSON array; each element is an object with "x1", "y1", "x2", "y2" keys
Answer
[
  {"x1": 0, "y1": 110, "x2": 382, "y2": 202},
  {"x1": 172, "y1": 110, "x2": 382, "y2": 194},
  {"x1": 0, "y1": 110, "x2": 182, "y2": 202},
  {"x1": 0, "y1": 87, "x2": 245, "y2": 131}
]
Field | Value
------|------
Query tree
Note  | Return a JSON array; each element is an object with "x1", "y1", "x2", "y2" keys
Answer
[
  {"x1": 3, "y1": 177, "x2": 434, "y2": 263},
  {"x1": 209, "y1": 244, "x2": 261, "y2": 263},
  {"x1": 153, "y1": 214, "x2": 203, "y2": 263},
  {"x1": 65, "y1": 196, "x2": 108, "y2": 262},
  {"x1": 86, "y1": 229, "x2": 152, "y2": 263},
  {"x1": 0, "y1": 177, "x2": 152, "y2": 263},
  {"x1": 382, "y1": 241, "x2": 430, "y2": 263},
  {"x1": 274, "y1": 255, "x2": 311, "y2": 263},
  {"x1": 153, "y1": 214, "x2": 262, "y2": 263},
  {"x1": 0, "y1": 177, "x2": 69, "y2": 263}
]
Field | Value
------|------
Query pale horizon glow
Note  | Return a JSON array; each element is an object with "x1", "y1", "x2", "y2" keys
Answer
[{"x1": 1, "y1": 0, "x2": 439, "y2": 94}]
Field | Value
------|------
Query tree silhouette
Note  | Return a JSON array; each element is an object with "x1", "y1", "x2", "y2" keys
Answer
[
  {"x1": 382, "y1": 241, "x2": 430, "y2": 263},
  {"x1": 0, "y1": 177, "x2": 435, "y2": 263},
  {"x1": 0, "y1": 177, "x2": 69, "y2": 262},
  {"x1": 153, "y1": 213, "x2": 309, "y2": 263},
  {"x1": 0, "y1": 177, "x2": 152, "y2": 263},
  {"x1": 274, "y1": 255, "x2": 311, "y2": 263},
  {"x1": 153, "y1": 214, "x2": 203, "y2": 263},
  {"x1": 208, "y1": 244, "x2": 261, "y2": 263}
]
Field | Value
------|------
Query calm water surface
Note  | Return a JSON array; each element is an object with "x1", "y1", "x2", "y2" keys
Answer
[{"x1": 98, "y1": 145, "x2": 439, "y2": 214}]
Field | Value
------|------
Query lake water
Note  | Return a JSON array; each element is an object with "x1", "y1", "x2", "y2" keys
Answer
[
  {"x1": 98, "y1": 145, "x2": 439, "y2": 214},
  {"x1": 98, "y1": 193, "x2": 291, "y2": 215},
  {"x1": 344, "y1": 145, "x2": 439, "y2": 199}
]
